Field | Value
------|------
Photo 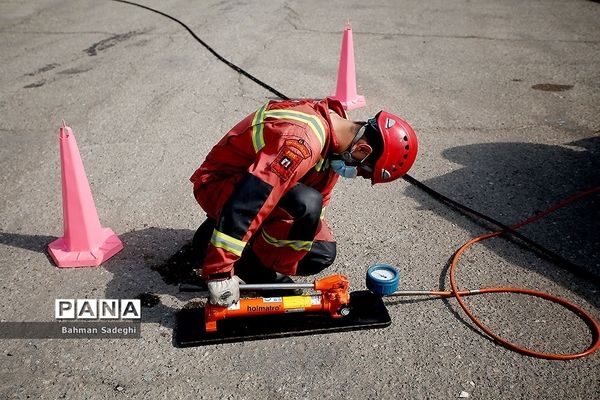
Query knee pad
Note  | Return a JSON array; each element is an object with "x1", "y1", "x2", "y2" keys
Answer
[
  {"x1": 279, "y1": 184, "x2": 323, "y2": 223},
  {"x1": 296, "y1": 241, "x2": 337, "y2": 276}
]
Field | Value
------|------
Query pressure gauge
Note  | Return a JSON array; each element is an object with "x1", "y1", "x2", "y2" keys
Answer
[{"x1": 366, "y1": 264, "x2": 400, "y2": 296}]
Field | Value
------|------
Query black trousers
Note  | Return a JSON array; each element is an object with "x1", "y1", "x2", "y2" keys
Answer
[{"x1": 193, "y1": 183, "x2": 337, "y2": 278}]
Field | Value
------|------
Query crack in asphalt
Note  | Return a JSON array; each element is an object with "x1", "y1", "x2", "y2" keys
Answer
[
  {"x1": 84, "y1": 30, "x2": 145, "y2": 56},
  {"x1": 279, "y1": 26, "x2": 600, "y2": 44}
]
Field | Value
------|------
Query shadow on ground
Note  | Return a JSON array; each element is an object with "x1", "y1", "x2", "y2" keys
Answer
[
  {"x1": 0, "y1": 227, "x2": 205, "y2": 334},
  {"x1": 404, "y1": 136, "x2": 600, "y2": 307}
]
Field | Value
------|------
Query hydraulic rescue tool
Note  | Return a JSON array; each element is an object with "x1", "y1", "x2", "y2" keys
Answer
[
  {"x1": 202, "y1": 275, "x2": 350, "y2": 332},
  {"x1": 175, "y1": 274, "x2": 391, "y2": 346}
]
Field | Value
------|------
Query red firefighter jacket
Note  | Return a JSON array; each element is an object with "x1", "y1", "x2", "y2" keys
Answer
[{"x1": 190, "y1": 98, "x2": 346, "y2": 279}]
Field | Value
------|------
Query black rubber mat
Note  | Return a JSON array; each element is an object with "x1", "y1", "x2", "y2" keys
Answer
[{"x1": 174, "y1": 290, "x2": 391, "y2": 347}]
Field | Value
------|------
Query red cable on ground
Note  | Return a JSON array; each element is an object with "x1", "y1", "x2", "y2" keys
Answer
[{"x1": 447, "y1": 187, "x2": 600, "y2": 360}]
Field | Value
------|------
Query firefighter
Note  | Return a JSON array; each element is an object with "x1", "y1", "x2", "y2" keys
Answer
[{"x1": 190, "y1": 98, "x2": 418, "y2": 306}]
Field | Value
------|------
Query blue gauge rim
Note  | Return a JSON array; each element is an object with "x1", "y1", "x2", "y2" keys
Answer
[
  {"x1": 367, "y1": 264, "x2": 400, "y2": 283},
  {"x1": 366, "y1": 264, "x2": 400, "y2": 296}
]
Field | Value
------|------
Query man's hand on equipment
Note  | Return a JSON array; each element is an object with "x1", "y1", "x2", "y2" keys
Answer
[{"x1": 207, "y1": 276, "x2": 244, "y2": 307}]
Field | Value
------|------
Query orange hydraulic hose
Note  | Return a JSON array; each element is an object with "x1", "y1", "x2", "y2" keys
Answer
[{"x1": 445, "y1": 187, "x2": 600, "y2": 360}]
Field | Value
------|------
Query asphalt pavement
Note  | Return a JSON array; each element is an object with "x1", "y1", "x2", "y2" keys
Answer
[{"x1": 1, "y1": 0, "x2": 599, "y2": 398}]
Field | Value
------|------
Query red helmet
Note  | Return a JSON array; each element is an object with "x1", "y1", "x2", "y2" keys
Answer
[{"x1": 368, "y1": 111, "x2": 418, "y2": 184}]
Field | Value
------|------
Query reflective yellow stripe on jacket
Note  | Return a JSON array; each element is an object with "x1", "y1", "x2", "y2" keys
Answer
[
  {"x1": 263, "y1": 110, "x2": 325, "y2": 150},
  {"x1": 210, "y1": 230, "x2": 247, "y2": 257},
  {"x1": 251, "y1": 103, "x2": 269, "y2": 153},
  {"x1": 251, "y1": 105, "x2": 327, "y2": 171}
]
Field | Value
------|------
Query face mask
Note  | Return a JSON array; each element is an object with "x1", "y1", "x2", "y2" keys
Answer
[{"x1": 330, "y1": 159, "x2": 358, "y2": 178}]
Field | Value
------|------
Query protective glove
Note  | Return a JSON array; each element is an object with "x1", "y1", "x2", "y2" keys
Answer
[{"x1": 207, "y1": 276, "x2": 244, "y2": 307}]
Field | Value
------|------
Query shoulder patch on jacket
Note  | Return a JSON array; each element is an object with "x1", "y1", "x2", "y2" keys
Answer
[
  {"x1": 271, "y1": 146, "x2": 304, "y2": 180},
  {"x1": 284, "y1": 138, "x2": 312, "y2": 159}
]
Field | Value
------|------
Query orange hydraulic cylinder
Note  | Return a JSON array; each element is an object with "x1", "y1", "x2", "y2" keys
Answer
[
  {"x1": 205, "y1": 295, "x2": 320, "y2": 332},
  {"x1": 204, "y1": 275, "x2": 350, "y2": 332}
]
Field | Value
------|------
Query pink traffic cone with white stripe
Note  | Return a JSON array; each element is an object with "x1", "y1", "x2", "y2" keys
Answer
[
  {"x1": 329, "y1": 22, "x2": 366, "y2": 110},
  {"x1": 48, "y1": 121, "x2": 123, "y2": 267}
]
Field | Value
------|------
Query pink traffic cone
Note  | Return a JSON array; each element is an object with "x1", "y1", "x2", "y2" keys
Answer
[
  {"x1": 329, "y1": 22, "x2": 366, "y2": 110},
  {"x1": 48, "y1": 121, "x2": 123, "y2": 267}
]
